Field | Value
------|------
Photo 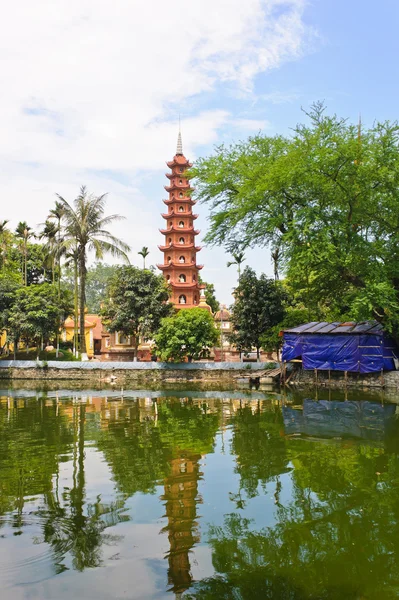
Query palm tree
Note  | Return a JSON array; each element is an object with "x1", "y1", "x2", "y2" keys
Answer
[
  {"x1": 227, "y1": 252, "x2": 245, "y2": 280},
  {"x1": 57, "y1": 186, "x2": 130, "y2": 359},
  {"x1": 0, "y1": 220, "x2": 9, "y2": 272},
  {"x1": 48, "y1": 201, "x2": 66, "y2": 285},
  {"x1": 40, "y1": 220, "x2": 59, "y2": 283},
  {"x1": 138, "y1": 246, "x2": 150, "y2": 269},
  {"x1": 15, "y1": 221, "x2": 34, "y2": 285}
]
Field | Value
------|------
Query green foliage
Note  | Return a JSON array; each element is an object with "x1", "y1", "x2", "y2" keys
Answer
[
  {"x1": 191, "y1": 102, "x2": 399, "y2": 341},
  {"x1": 5, "y1": 283, "x2": 73, "y2": 355},
  {"x1": 155, "y1": 308, "x2": 219, "y2": 362},
  {"x1": 101, "y1": 266, "x2": 174, "y2": 356},
  {"x1": 229, "y1": 267, "x2": 287, "y2": 359},
  {"x1": 260, "y1": 307, "x2": 310, "y2": 354},
  {"x1": 64, "y1": 262, "x2": 117, "y2": 314}
]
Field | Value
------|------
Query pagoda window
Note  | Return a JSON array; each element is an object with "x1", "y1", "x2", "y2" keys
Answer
[
  {"x1": 179, "y1": 237, "x2": 185, "y2": 244},
  {"x1": 179, "y1": 295, "x2": 187, "y2": 304},
  {"x1": 167, "y1": 256, "x2": 172, "y2": 263},
  {"x1": 179, "y1": 179, "x2": 183, "y2": 184},
  {"x1": 168, "y1": 238, "x2": 172, "y2": 245},
  {"x1": 179, "y1": 192, "x2": 183, "y2": 198},
  {"x1": 178, "y1": 221, "x2": 184, "y2": 228},
  {"x1": 169, "y1": 221, "x2": 172, "y2": 228},
  {"x1": 179, "y1": 274, "x2": 186, "y2": 283},
  {"x1": 166, "y1": 275, "x2": 171, "y2": 282},
  {"x1": 179, "y1": 256, "x2": 185, "y2": 263},
  {"x1": 194, "y1": 296, "x2": 198, "y2": 304},
  {"x1": 178, "y1": 206, "x2": 184, "y2": 212},
  {"x1": 192, "y1": 274, "x2": 196, "y2": 281},
  {"x1": 179, "y1": 167, "x2": 184, "y2": 173}
]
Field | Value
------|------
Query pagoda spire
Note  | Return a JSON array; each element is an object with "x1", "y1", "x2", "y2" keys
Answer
[{"x1": 176, "y1": 128, "x2": 183, "y2": 156}]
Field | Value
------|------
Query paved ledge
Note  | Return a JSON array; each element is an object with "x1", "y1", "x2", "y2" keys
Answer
[{"x1": 0, "y1": 360, "x2": 271, "y2": 371}]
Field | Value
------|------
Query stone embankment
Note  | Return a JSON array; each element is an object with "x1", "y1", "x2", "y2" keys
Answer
[
  {"x1": 0, "y1": 360, "x2": 274, "y2": 385},
  {"x1": 288, "y1": 367, "x2": 399, "y2": 390}
]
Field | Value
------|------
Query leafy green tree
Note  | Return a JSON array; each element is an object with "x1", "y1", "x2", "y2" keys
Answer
[
  {"x1": 229, "y1": 267, "x2": 287, "y2": 360},
  {"x1": 191, "y1": 103, "x2": 399, "y2": 341},
  {"x1": 260, "y1": 306, "x2": 311, "y2": 358},
  {"x1": 57, "y1": 186, "x2": 130, "y2": 358},
  {"x1": 7, "y1": 283, "x2": 73, "y2": 358},
  {"x1": 155, "y1": 307, "x2": 219, "y2": 362},
  {"x1": 101, "y1": 266, "x2": 173, "y2": 359}
]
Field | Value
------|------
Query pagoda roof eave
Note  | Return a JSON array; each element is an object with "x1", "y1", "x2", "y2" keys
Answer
[
  {"x1": 158, "y1": 244, "x2": 202, "y2": 251},
  {"x1": 166, "y1": 158, "x2": 193, "y2": 168},
  {"x1": 161, "y1": 212, "x2": 198, "y2": 219},
  {"x1": 159, "y1": 227, "x2": 200, "y2": 235},
  {"x1": 157, "y1": 263, "x2": 204, "y2": 270},
  {"x1": 163, "y1": 198, "x2": 196, "y2": 205}
]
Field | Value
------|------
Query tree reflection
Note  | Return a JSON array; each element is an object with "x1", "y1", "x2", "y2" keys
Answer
[{"x1": 187, "y1": 401, "x2": 399, "y2": 600}]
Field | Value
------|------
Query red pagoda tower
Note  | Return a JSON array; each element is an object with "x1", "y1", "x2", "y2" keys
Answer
[{"x1": 158, "y1": 132, "x2": 203, "y2": 308}]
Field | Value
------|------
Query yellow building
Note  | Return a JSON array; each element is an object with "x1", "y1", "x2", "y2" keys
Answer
[{"x1": 62, "y1": 314, "x2": 103, "y2": 358}]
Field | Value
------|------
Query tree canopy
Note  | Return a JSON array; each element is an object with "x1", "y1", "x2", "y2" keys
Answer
[
  {"x1": 191, "y1": 103, "x2": 399, "y2": 339},
  {"x1": 229, "y1": 267, "x2": 287, "y2": 359},
  {"x1": 101, "y1": 266, "x2": 174, "y2": 358},
  {"x1": 155, "y1": 307, "x2": 219, "y2": 362}
]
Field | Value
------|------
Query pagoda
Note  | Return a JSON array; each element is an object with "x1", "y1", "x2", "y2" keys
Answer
[{"x1": 158, "y1": 131, "x2": 203, "y2": 308}]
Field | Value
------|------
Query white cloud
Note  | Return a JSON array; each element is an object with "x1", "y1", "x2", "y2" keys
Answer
[{"x1": 0, "y1": 0, "x2": 314, "y2": 302}]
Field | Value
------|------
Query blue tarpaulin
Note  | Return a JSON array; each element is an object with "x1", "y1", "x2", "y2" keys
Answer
[{"x1": 282, "y1": 321, "x2": 399, "y2": 373}]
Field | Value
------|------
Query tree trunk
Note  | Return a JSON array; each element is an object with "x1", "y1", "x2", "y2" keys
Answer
[
  {"x1": 79, "y1": 252, "x2": 87, "y2": 360},
  {"x1": 256, "y1": 346, "x2": 260, "y2": 361}
]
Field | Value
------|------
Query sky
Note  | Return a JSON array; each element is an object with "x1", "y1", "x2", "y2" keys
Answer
[{"x1": 1, "y1": 0, "x2": 399, "y2": 304}]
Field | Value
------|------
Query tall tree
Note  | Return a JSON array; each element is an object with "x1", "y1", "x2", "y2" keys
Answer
[
  {"x1": 15, "y1": 221, "x2": 34, "y2": 286},
  {"x1": 101, "y1": 266, "x2": 173, "y2": 360},
  {"x1": 57, "y1": 186, "x2": 130, "y2": 359},
  {"x1": 138, "y1": 246, "x2": 150, "y2": 269},
  {"x1": 227, "y1": 251, "x2": 245, "y2": 280},
  {"x1": 39, "y1": 220, "x2": 59, "y2": 283},
  {"x1": 229, "y1": 267, "x2": 287, "y2": 360},
  {"x1": 191, "y1": 103, "x2": 399, "y2": 341},
  {"x1": 0, "y1": 220, "x2": 10, "y2": 272},
  {"x1": 155, "y1": 308, "x2": 219, "y2": 362}
]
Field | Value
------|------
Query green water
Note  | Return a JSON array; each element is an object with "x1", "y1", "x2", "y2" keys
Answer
[{"x1": 1, "y1": 386, "x2": 399, "y2": 599}]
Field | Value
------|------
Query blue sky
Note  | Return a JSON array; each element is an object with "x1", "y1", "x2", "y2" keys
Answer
[{"x1": 0, "y1": 0, "x2": 398, "y2": 304}]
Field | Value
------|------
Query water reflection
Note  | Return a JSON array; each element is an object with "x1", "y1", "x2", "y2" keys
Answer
[{"x1": 0, "y1": 389, "x2": 399, "y2": 599}]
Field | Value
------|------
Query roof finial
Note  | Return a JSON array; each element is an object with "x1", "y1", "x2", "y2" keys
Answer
[{"x1": 176, "y1": 115, "x2": 183, "y2": 155}]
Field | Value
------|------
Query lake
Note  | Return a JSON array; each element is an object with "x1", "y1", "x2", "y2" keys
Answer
[{"x1": 0, "y1": 385, "x2": 399, "y2": 599}]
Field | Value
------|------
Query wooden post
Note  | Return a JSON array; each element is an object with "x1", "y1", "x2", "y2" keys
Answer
[
  {"x1": 315, "y1": 368, "x2": 318, "y2": 386},
  {"x1": 328, "y1": 369, "x2": 331, "y2": 386},
  {"x1": 344, "y1": 370, "x2": 348, "y2": 387}
]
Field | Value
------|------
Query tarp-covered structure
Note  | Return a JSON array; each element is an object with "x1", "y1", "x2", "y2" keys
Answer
[
  {"x1": 283, "y1": 399, "x2": 396, "y2": 442},
  {"x1": 282, "y1": 321, "x2": 399, "y2": 373}
]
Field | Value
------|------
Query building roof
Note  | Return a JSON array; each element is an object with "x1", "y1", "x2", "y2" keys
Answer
[
  {"x1": 284, "y1": 320, "x2": 384, "y2": 335},
  {"x1": 215, "y1": 308, "x2": 231, "y2": 320},
  {"x1": 64, "y1": 314, "x2": 103, "y2": 339}
]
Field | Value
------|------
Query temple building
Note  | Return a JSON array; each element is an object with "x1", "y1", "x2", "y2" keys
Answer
[{"x1": 158, "y1": 132, "x2": 203, "y2": 308}]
